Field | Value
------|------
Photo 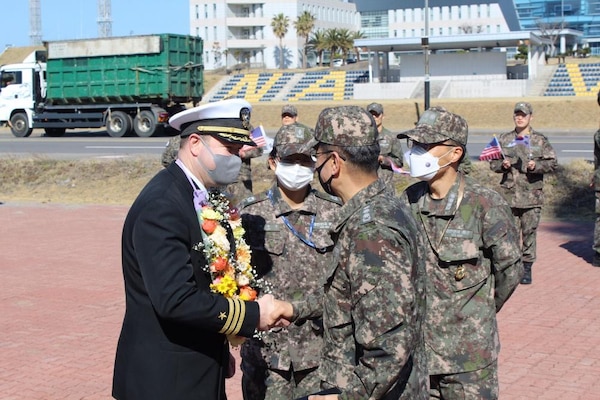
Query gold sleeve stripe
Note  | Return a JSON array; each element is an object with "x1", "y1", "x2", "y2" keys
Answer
[{"x1": 218, "y1": 298, "x2": 247, "y2": 335}]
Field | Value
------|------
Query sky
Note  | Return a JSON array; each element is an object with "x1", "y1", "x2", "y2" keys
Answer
[{"x1": 1, "y1": 0, "x2": 190, "y2": 49}]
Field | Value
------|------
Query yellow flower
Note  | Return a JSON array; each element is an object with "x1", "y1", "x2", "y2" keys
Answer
[
  {"x1": 201, "y1": 208, "x2": 223, "y2": 221},
  {"x1": 210, "y1": 275, "x2": 237, "y2": 298}
]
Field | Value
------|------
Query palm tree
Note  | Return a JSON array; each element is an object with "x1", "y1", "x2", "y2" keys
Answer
[
  {"x1": 335, "y1": 28, "x2": 355, "y2": 64},
  {"x1": 308, "y1": 30, "x2": 327, "y2": 66},
  {"x1": 325, "y1": 28, "x2": 343, "y2": 67},
  {"x1": 351, "y1": 30, "x2": 366, "y2": 61},
  {"x1": 294, "y1": 11, "x2": 316, "y2": 69},
  {"x1": 271, "y1": 13, "x2": 290, "y2": 70}
]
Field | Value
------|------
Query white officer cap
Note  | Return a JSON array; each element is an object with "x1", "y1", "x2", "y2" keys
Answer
[{"x1": 169, "y1": 98, "x2": 255, "y2": 146}]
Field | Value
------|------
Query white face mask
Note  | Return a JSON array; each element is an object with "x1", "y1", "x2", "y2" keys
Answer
[
  {"x1": 275, "y1": 162, "x2": 315, "y2": 190},
  {"x1": 404, "y1": 146, "x2": 452, "y2": 181}
]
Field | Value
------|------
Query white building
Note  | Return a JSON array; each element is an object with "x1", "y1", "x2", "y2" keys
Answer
[{"x1": 190, "y1": 0, "x2": 360, "y2": 70}]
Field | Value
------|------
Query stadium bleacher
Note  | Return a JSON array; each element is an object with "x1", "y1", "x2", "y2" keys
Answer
[{"x1": 544, "y1": 63, "x2": 600, "y2": 97}]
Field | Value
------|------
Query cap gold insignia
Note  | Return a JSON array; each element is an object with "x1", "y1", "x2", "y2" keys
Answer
[{"x1": 240, "y1": 107, "x2": 251, "y2": 129}]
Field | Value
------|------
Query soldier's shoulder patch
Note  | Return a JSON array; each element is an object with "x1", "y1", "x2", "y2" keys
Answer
[
  {"x1": 360, "y1": 204, "x2": 374, "y2": 225},
  {"x1": 239, "y1": 192, "x2": 268, "y2": 209},
  {"x1": 530, "y1": 130, "x2": 549, "y2": 140},
  {"x1": 313, "y1": 190, "x2": 342, "y2": 205}
]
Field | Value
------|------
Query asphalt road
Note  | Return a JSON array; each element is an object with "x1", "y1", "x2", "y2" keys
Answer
[{"x1": 0, "y1": 126, "x2": 595, "y2": 164}]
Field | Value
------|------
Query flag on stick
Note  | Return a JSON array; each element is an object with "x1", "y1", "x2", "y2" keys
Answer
[
  {"x1": 249, "y1": 125, "x2": 267, "y2": 148},
  {"x1": 390, "y1": 160, "x2": 409, "y2": 175},
  {"x1": 479, "y1": 136, "x2": 503, "y2": 161}
]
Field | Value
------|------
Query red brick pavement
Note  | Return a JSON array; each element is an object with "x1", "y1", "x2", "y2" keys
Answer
[{"x1": 1, "y1": 203, "x2": 599, "y2": 399}]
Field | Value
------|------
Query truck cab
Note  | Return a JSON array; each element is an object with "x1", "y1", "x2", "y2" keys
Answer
[{"x1": 0, "y1": 51, "x2": 47, "y2": 137}]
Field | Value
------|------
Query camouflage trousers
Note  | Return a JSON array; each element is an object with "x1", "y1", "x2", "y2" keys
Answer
[
  {"x1": 429, "y1": 360, "x2": 498, "y2": 400},
  {"x1": 241, "y1": 357, "x2": 320, "y2": 400},
  {"x1": 594, "y1": 192, "x2": 600, "y2": 255},
  {"x1": 511, "y1": 207, "x2": 542, "y2": 264}
]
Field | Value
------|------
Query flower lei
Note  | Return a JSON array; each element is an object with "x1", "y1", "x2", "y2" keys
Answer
[{"x1": 193, "y1": 191, "x2": 268, "y2": 302}]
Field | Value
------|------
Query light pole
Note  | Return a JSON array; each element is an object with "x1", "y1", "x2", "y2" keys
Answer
[{"x1": 422, "y1": 0, "x2": 430, "y2": 110}]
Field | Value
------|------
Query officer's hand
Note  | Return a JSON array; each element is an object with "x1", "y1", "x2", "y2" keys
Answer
[
  {"x1": 309, "y1": 395, "x2": 339, "y2": 400},
  {"x1": 527, "y1": 160, "x2": 535, "y2": 171},
  {"x1": 502, "y1": 159, "x2": 512, "y2": 169}
]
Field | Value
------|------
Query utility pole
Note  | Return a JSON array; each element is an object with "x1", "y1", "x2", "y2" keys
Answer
[
  {"x1": 422, "y1": 0, "x2": 430, "y2": 111},
  {"x1": 98, "y1": 0, "x2": 113, "y2": 38},
  {"x1": 29, "y1": 0, "x2": 43, "y2": 45}
]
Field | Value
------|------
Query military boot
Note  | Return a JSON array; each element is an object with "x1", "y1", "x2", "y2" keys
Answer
[{"x1": 520, "y1": 262, "x2": 532, "y2": 285}]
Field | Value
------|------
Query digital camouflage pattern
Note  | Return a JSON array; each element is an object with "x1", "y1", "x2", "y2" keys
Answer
[
  {"x1": 281, "y1": 104, "x2": 298, "y2": 116},
  {"x1": 314, "y1": 179, "x2": 428, "y2": 399},
  {"x1": 161, "y1": 135, "x2": 181, "y2": 167},
  {"x1": 239, "y1": 183, "x2": 341, "y2": 399},
  {"x1": 399, "y1": 106, "x2": 468, "y2": 146},
  {"x1": 273, "y1": 123, "x2": 314, "y2": 157},
  {"x1": 308, "y1": 106, "x2": 378, "y2": 148},
  {"x1": 377, "y1": 126, "x2": 405, "y2": 190},
  {"x1": 488, "y1": 129, "x2": 557, "y2": 208},
  {"x1": 401, "y1": 173, "x2": 522, "y2": 376}
]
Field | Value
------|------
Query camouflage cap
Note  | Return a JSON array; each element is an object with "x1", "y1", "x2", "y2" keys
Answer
[
  {"x1": 398, "y1": 106, "x2": 468, "y2": 146},
  {"x1": 305, "y1": 106, "x2": 378, "y2": 149},
  {"x1": 281, "y1": 104, "x2": 298, "y2": 117},
  {"x1": 514, "y1": 102, "x2": 533, "y2": 115},
  {"x1": 366, "y1": 102, "x2": 384, "y2": 115},
  {"x1": 274, "y1": 123, "x2": 315, "y2": 157}
]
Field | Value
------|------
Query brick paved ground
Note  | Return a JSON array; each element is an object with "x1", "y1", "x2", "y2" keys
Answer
[{"x1": 1, "y1": 203, "x2": 599, "y2": 399}]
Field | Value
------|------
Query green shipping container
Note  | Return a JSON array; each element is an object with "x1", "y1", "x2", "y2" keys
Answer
[{"x1": 45, "y1": 34, "x2": 203, "y2": 105}]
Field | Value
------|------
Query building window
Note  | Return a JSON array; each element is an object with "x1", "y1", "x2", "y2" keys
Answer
[
  {"x1": 205, "y1": 27, "x2": 209, "y2": 40},
  {"x1": 439, "y1": 27, "x2": 443, "y2": 35},
  {"x1": 497, "y1": 24, "x2": 501, "y2": 33},
  {"x1": 204, "y1": 4, "x2": 208, "y2": 19},
  {"x1": 195, "y1": 5, "x2": 199, "y2": 19},
  {"x1": 213, "y1": 26, "x2": 217, "y2": 39},
  {"x1": 449, "y1": 27, "x2": 452, "y2": 35},
  {"x1": 196, "y1": 27, "x2": 200, "y2": 37},
  {"x1": 213, "y1": 4, "x2": 217, "y2": 18}
]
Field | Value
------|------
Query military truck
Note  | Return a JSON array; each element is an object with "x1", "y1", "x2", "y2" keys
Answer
[{"x1": 0, "y1": 34, "x2": 203, "y2": 137}]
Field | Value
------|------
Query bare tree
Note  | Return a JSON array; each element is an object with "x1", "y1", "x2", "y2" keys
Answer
[{"x1": 536, "y1": 18, "x2": 565, "y2": 57}]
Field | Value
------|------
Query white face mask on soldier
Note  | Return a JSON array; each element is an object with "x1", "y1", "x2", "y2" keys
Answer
[
  {"x1": 275, "y1": 162, "x2": 315, "y2": 190},
  {"x1": 404, "y1": 146, "x2": 452, "y2": 181}
]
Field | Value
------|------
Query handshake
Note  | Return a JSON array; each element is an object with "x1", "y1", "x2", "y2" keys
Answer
[{"x1": 256, "y1": 294, "x2": 294, "y2": 331}]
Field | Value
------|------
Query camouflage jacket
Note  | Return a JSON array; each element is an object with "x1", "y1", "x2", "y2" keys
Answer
[
  {"x1": 489, "y1": 129, "x2": 557, "y2": 208},
  {"x1": 378, "y1": 126, "x2": 405, "y2": 190},
  {"x1": 316, "y1": 179, "x2": 428, "y2": 400},
  {"x1": 593, "y1": 129, "x2": 600, "y2": 191},
  {"x1": 239, "y1": 183, "x2": 340, "y2": 371},
  {"x1": 238, "y1": 145, "x2": 264, "y2": 182},
  {"x1": 401, "y1": 173, "x2": 522, "y2": 375}
]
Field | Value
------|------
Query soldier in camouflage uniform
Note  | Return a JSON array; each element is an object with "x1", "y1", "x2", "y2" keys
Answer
[
  {"x1": 161, "y1": 128, "x2": 263, "y2": 203},
  {"x1": 592, "y1": 91, "x2": 600, "y2": 267},
  {"x1": 292, "y1": 105, "x2": 427, "y2": 399},
  {"x1": 161, "y1": 135, "x2": 181, "y2": 168},
  {"x1": 488, "y1": 102, "x2": 557, "y2": 284},
  {"x1": 239, "y1": 122, "x2": 341, "y2": 400},
  {"x1": 399, "y1": 106, "x2": 523, "y2": 399},
  {"x1": 367, "y1": 102, "x2": 405, "y2": 191}
]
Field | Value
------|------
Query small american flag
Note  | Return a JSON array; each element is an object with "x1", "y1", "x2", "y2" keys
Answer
[
  {"x1": 479, "y1": 136, "x2": 503, "y2": 161},
  {"x1": 250, "y1": 125, "x2": 267, "y2": 148}
]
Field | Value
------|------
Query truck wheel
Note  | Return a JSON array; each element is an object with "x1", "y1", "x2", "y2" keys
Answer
[
  {"x1": 10, "y1": 113, "x2": 33, "y2": 137},
  {"x1": 44, "y1": 128, "x2": 66, "y2": 137},
  {"x1": 133, "y1": 110, "x2": 157, "y2": 137},
  {"x1": 106, "y1": 111, "x2": 132, "y2": 137}
]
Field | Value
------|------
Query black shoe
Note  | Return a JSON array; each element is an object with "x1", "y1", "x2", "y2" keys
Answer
[{"x1": 520, "y1": 262, "x2": 532, "y2": 285}]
